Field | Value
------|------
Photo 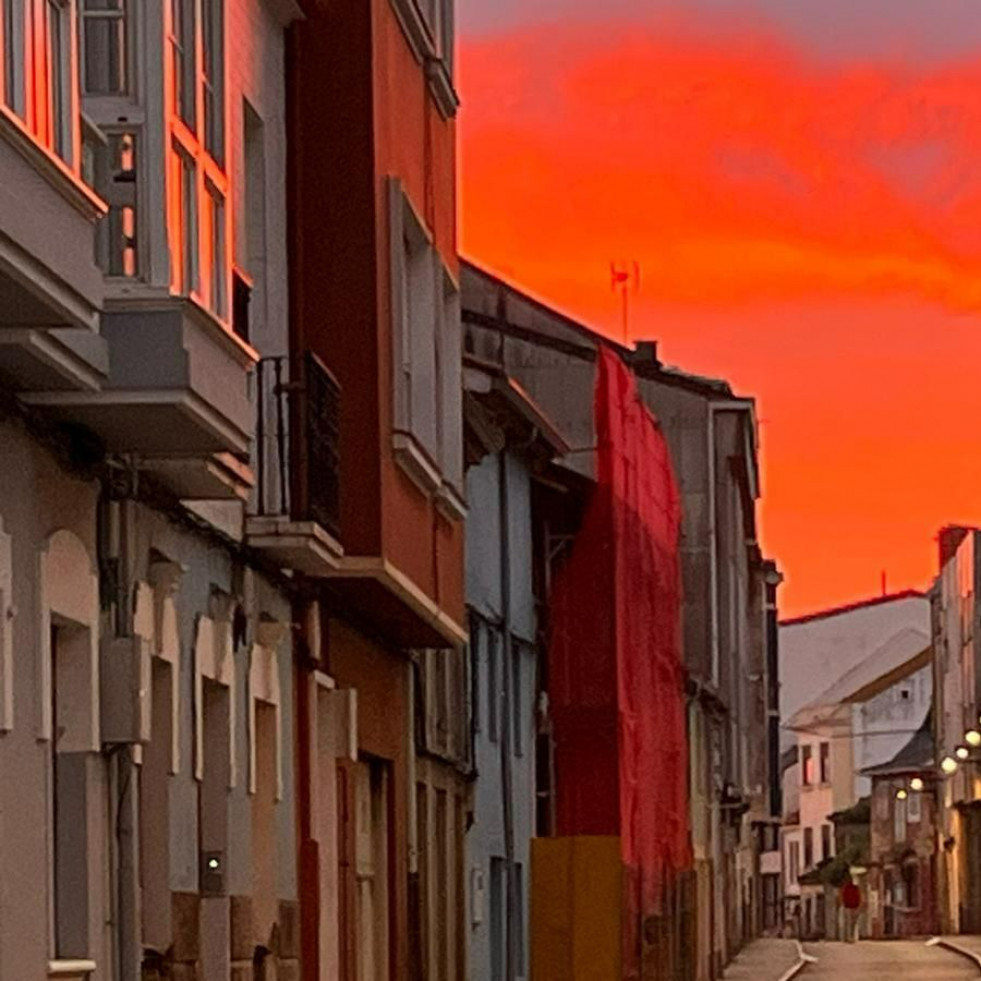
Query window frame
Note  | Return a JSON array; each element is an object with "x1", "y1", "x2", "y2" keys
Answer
[
  {"x1": 79, "y1": 0, "x2": 127, "y2": 96},
  {"x1": 801, "y1": 744, "x2": 813, "y2": 787},
  {"x1": 819, "y1": 740, "x2": 831, "y2": 784},
  {"x1": 165, "y1": 0, "x2": 229, "y2": 322},
  {"x1": 2, "y1": 0, "x2": 28, "y2": 116}
]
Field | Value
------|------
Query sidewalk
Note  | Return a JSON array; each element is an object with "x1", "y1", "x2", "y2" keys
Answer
[
  {"x1": 937, "y1": 936, "x2": 981, "y2": 970},
  {"x1": 723, "y1": 938, "x2": 803, "y2": 980}
]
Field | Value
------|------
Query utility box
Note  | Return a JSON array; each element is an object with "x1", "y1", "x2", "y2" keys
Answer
[{"x1": 100, "y1": 635, "x2": 151, "y2": 744}]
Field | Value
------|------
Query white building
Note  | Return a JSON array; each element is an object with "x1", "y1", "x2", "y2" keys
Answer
[{"x1": 783, "y1": 624, "x2": 931, "y2": 937}]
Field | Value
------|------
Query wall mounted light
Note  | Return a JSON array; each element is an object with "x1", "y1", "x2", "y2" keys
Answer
[
  {"x1": 957, "y1": 746, "x2": 971, "y2": 761},
  {"x1": 910, "y1": 777, "x2": 925, "y2": 792},
  {"x1": 896, "y1": 789, "x2": 908, "y2": 801},
  {"x1": 966, "y1": 730, "x2": 981, "y2": 747},
  {"x1": 942, "y1": 756, "x2": 959, "y2": 775}
]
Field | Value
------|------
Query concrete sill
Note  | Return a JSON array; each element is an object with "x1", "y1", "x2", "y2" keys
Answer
[
  {"x1": 393, "y1": 432, "x2": 442, "y2": 497},
  {"x1": 48, "y1": 960, "x2": 97, "y2": 980}
]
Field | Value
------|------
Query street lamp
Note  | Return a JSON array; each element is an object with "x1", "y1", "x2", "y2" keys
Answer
[
  {"x1": 956, "y1": 746, "x2": 971, "y2": 761},
  {"x1": 896, "y1": 789, "x2": 908, "y2": 801},
  {"x1": 910, "y1": 777, "x2": 925, "y2": 792},
  {"x1": 966, "y1": 730, "x2": 981, "y2": 747},
  {"x1": 942, "y1": 756, "x2": 959, "y2": 775}
]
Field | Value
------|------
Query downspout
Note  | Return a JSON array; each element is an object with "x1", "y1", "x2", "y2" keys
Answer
[
  {"x1": 99, "y1": 478, "x2": 141, "y2": 981},
  {"x1": 499, "y1": 452, "x2": 517, "y2": 981}
]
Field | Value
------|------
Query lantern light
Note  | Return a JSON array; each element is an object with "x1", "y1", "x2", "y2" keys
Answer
[
  {"x1": 910, "y1": 777, "x2": 925, "y2": 792},
  {"x1": 966, "y1": 730, "x2": 981, "y2": 748},
  {"x1": 942, "y1": 756, "x2": 959, "y2": 775},
  {"x1": 896, "y1": 789, "x2": 908, "y2": 801},
  {"x1": 957, "y1": 746, "x2": 971, "y2": 761}
]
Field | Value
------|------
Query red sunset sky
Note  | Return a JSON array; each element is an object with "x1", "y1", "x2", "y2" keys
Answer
[{"x1": 456, "y1": 2, "x2": 981, "y2": 617}]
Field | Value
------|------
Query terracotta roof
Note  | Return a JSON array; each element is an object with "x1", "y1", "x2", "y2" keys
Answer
[{"x1": 780, "y1": 589, "x2": 927, "y2": 628}]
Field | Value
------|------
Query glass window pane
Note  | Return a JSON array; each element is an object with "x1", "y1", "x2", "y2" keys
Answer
[
  {"x1": 202, "y1": 0, "x2": 223, "y2": 162},
  {"x1": 3, "y1": 0, "x2": 25, "y2": 115},
  {"x1": 82, "y1": 1, "x2": 126, "y2": 96},
  {"x1": 208, "y1": 187, "x2": 226, "y2": 317},
  {"x1": 48, "y1": 0, "x2": 72, "y2": 164},
  {"x1": 170, "y1": 0, "x2": 195, "y2": 126}
]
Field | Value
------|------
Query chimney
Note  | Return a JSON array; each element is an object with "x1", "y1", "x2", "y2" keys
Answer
[
  {"x1": 939, "y1": 526, "x2": 971, "y2": 569},
  {"x1": 633, "y1": 340, "x2": 659, "y2": 368}
]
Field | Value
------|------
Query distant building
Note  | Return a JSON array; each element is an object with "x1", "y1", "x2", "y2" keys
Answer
[
  {"x1": 784, "y1": 622, "x2": 932, "y2": 939},
  {"x1": 932, "y1": 526, "x2": 981, "y2": 935},
  {"x1": 862, "y1": 714, "x2": 938, "y2": 939}
]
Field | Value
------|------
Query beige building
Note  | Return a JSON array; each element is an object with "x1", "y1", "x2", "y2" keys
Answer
[{"x1": 0, "y1": 0, "x2": 307, "y2": 978}]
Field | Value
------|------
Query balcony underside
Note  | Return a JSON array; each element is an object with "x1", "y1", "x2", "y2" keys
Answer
[
  {"x1": 0, "y1": 327, "x2": 106, "y2": 392},
  {"x1": 24, "y1": 388, "x2": 250, "y2": 455},
  {"x1": 246, "y1": 515, "x2": 343, "y2": 575},
  {"x1": 24, "y1": 300, "x2": 255, "y2": 456},
  {"x1": 145, "y1": 452, "x2": 253, "y2": 501},
  {"x1": 326, "y1": 557, "x2": 468, "y2": 650}
]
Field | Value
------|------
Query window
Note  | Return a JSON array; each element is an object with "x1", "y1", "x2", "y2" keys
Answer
[
  {"x1": 894, "y1": 793, "x2": 907, "y2": 844},
  {"x1": 801, "y1": 744, "x2": 814, "y2": 786},
  {"x1": 168, "y1": 143, "x2": 197, "y2": 295},
  {"x1": 490, "y1": 857, "x2": 506, "y2": 981},
  {"x1": 81, "y1": 0, "x2": 126, "y2": 94},
  {"x1": 389, "y1": 179, "x2": 463, "y2": 501},
  {"x1": 201, "y1": 0, "x2": 223, "y2": 162},
  {"x1": 512, "y1": 641, "x2": 523, "y2": 757},
  {"x1": 92, "y1": 131, "x2": 138, "y2": 277},
  {"x1": 819, "y1": 741, "x2": 831, "y2": 783},
  {"x1": 165, "y1": 0, "x2": 228, "y2": 315},
  {"x1": 3, "y1": 0, "x2": 26, "y2": 114},
  {"x1": 514, "y1": 862, "x2": 526, "y2": 978},
  {"x1": 45, "y1": 0, "x2": 73, "y2": 163},
  {"x1": 487, "y1": 629, "x2": 499, "y2": 744},
  {"x1": 205, "y1": 182, "x2": 226, "y2": 317},
  {"x1": 907, "y1": 789, "x2": 922, "y2": 824},
  {"x1": 821, "y1": 824, "x2": 832, "y2": 862},
  {"x1": 803, "y1": 827, "x2": 813, "y2": 869},
  {"x1": 788, "y1": 840, "x2": 800, "y2": 883},
  {"x1": 469, "y1": 616, "x2": 481, "y2": 734},
  {"x1": 169, "y1": 0, "x2": 195, "y2": 126}
]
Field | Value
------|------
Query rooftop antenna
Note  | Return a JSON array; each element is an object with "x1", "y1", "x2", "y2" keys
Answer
[{"x1": 611, "y1": 260, "x2": 640, "y2": 346}]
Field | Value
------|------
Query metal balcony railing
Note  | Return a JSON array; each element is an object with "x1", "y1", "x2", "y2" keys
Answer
[{"x1": 255, "y1": 352, "x2": 341, "y2": 540}]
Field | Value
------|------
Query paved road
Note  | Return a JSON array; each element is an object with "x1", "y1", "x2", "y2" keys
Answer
[{"x1": 802, "y1": 941, "x2": 979, "y2": 978}]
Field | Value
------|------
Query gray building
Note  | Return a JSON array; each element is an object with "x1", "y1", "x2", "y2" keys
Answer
[
  {"x1": 461, "y1": 261, "x2": 779, "y2": 979},
  {"x1": 463, "y1": 354, "x2": 567, "y2": 981}
]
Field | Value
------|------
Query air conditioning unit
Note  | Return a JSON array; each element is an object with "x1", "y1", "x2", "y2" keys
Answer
[{"x1": 100, "y1": 636, "x2": 151, "y2": 745}]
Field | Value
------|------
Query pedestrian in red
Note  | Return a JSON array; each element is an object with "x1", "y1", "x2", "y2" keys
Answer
[{"x1": 840, "y1": 877, "x2": 861, "y2": 943}]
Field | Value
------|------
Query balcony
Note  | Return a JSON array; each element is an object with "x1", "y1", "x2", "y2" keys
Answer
[
  {"x1": 0, "y1": 114, "x2": 107, "y2": 393},
  {"x1": 24, "y1": 300, "x2": 256, "y2": 500},
  {"x1": 246, "y1": 353, "x2": 343, "y2": 575}
]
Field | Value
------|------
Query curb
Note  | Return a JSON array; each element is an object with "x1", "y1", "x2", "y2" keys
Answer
[
  {"x1": 775, "y1": 940, "x2": 815, "y2": 981},
  {"x1": 927, "y1": 937, "x2": 981, "y2": 974}
]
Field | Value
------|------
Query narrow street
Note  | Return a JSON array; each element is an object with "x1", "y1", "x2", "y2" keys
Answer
[{"x1": 801, "y1": 941, "x2": 979, "y2": 979}]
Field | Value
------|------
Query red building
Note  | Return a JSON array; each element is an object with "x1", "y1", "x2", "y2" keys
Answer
[{"x1": 284, "y1": 2, "x2": 464, "y2": 978}]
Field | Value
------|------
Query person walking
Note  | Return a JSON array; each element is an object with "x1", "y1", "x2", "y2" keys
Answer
[{"x1": 840, "y1": 877, "x2": 861, "y2": 943}]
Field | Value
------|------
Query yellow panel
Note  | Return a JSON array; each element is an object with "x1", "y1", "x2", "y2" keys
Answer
[{"x1": 532, "y1": 836, "x2": 622, "y2": 981}]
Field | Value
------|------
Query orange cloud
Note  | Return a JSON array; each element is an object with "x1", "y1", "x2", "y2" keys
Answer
[
  {"x1": 459, "y1": 21, "x2": 981, "y2": 318},
  {"x1": 458, "y1": 19, "x2": 981, "y2": 616}
]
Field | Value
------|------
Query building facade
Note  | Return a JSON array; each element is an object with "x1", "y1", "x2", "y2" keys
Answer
[
  {"x1": 462, "y1": 356, "x2": 566, "y2": 981},
  {"x1": 286, "y1": 2, "x2": 465, "y2": 979},
  {"x1": 0, "y1": 0, "x2": 304, "y2": 978},
  {"x1": 932, "y1": 526, "x2": 981, "y2": 936}
]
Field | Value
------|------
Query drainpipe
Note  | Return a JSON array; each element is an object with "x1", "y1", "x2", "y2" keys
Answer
[
  {"x1": 99, "y1": 482, "x2": 141, "y2": 981},
  {"x1": 498, "y1": 452, "x2": 517, "y2": 981}
]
